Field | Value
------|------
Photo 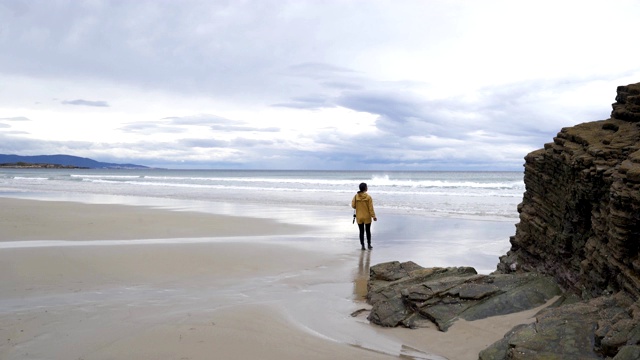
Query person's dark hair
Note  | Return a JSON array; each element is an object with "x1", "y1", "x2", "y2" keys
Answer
[{"x1": 359, "y1": 182, "x2": 368, "y2": 192}]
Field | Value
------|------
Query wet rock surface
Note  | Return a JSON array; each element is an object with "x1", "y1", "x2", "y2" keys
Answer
[
  {"x1": 367, "y1": 262, "x2": 561, "y2": 332},
  {"x1": 479, "y1": 292, "x2": 640, "y2": 360}
]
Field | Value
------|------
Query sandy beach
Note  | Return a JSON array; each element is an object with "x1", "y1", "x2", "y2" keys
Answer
[
  {"x1": 0, "y1": 197, "x2": 307, "y2": 241},
  {"x1": 0, "y1": 196, "x2": 542, "y2": 360}
]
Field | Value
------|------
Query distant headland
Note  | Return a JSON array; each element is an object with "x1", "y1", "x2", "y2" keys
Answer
[
  {"x1": 0, "y1": 154, "x2": 149, "y2": 169},
  {"x1": 0, "y1": 162, "x2": 86, "y2": 169}
]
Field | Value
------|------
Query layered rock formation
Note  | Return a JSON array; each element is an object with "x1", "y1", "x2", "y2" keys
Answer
[
  {"x1": 366, "y1": 82, "x2": 640, "y2": 359},
  {"x1": 497, "y1": 82, "x2": 640, "y2": 300},
  {"x1": 483, "y1": 81, "x2": 640, "y2": 359}
]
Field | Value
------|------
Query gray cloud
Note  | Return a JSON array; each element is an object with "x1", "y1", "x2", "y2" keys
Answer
[
  {"x1": 62, "y1": 99, "x2": 110, "y2": 107},
  {"x1": 320, "y1": 81, "x2": 364, "y2": 91},
  {"x1": 272, "y1": 95, "x2": 335, "y2": 110},
  {"x1": 337, "y1": 92, "x2": 423, "y2": 119},
  {"x1": 0, "y1": 1, "x2": 321, "y2": 102},
  {"x1": 0, "y1": 133, "x2": 93, "y2": 155},
  {"x1": 118, "y1": 122, "x2": 188, "y2": 135},
  {"x1": 162, "y1": 115, "x2": 229, "y2": 126},
  {"x1": 286, "y1": 63, "x2": 357, "y2": 81},
  {"x1": 232, "y1": 138, "x2": 276, "y2": 147},
  {"x1": 210, "y1": 124, "x2": 280, "y2": 132},
  {"x1": 288, "y1": 62, "x2": 355, "y2": 74},
  {"x1": 119, "y1": 114, "x2": 271, "y2": 135},
  {"x1": 160, "y1": 114, "x2": 281, "y2": 133},
  {"x1": 0, "y1": 116, "x2": 31, "y2": 121},
  {"x1": 179, "y1": 138, "x2": 229, "y2": 148}
]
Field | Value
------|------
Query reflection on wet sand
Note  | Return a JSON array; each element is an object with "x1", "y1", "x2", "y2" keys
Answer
[{"x1": 353, "y1": 249, "x2": 371, "y2": 300}]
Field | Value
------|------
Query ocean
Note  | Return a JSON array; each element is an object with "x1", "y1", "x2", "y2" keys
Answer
[
  {"x1": 0, "y1": 169, "x2": 524, "y2": 273},
  {"x1": 0, "y1": 169, "x2": 523, "y2": 219}
]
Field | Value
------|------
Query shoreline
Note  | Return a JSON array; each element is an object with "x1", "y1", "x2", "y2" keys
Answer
[
  {"x1": 0, "y1": 187, "x2": 521, "y2": 224},
  {"x1": 0, "y1": 195, "x2": 537, "y2": 360}
]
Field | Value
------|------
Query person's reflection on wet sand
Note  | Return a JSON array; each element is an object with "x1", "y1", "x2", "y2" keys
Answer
[{"x1": 353, "y1": 249, "x2": 371, "y2": 300}]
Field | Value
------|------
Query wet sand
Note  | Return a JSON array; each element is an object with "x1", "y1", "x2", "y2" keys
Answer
[
  {"x1": 0, "y1": 197, "x2": 306, "y2": 241},
  {"x1": 0, "y1": 197, "x2": 542, "y2": 360}
]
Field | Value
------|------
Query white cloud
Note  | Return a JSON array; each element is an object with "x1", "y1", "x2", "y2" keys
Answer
[{"x1": 0, "y1": 0, "x2": 639, "y2": 169}]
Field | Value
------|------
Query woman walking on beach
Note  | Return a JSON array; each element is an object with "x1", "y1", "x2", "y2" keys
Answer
[{"x1": 352, "y1": 182, "x2": 377, "y2": 250}]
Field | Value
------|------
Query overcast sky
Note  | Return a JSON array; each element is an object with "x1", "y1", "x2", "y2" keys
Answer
[{"x1": 1, "y1": 0, "x2": 639, "y2": 170}]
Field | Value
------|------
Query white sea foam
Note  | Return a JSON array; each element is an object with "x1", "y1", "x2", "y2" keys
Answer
[
  {"x1": 12, "y1": 176, "x2": 48, "y2": 181},
  {"x1": 71, "y1": 174, "x2": 142, "y2": 179}
]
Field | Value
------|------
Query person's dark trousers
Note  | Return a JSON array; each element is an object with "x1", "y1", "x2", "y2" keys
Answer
[{"x1": 357, "y1": 223, "x2": 372, "y2": 248}]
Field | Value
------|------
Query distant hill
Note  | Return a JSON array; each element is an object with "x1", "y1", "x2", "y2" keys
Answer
[{"x1": 0, "y1": 154, "x2": 149, "y2": 169}]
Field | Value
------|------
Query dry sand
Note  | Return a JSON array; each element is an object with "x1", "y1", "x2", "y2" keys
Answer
[{"x1": 0, "y1": 197, "x2": 546, "y2": 360}]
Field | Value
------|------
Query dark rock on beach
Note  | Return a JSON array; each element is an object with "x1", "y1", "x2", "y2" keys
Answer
[
  {"x1": 367, "y1": 262, "x2": 561, "y2": 331},
  {"x1": 479, "y1": 292, "x2": 640, "y2": 360},
  {"x1": 365, "y1": 82, "x2": 640, "y2": 359}
]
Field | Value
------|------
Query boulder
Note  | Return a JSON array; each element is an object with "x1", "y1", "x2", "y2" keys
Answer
[
  {"x1": 480, "y1": 293, "x2": 640, "y2": 360},
  {"x1": 366, "y1": 262, "x2": 561, "y2": 331}
]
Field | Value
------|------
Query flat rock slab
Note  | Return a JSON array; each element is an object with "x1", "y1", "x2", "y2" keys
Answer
[{"x1": 367, "y1": 261, "x2": 561, "y2": 331}]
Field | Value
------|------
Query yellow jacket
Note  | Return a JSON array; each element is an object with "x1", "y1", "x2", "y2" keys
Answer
[{"x1": 352, "y1": 192, "x2": 376, "y2": 224}]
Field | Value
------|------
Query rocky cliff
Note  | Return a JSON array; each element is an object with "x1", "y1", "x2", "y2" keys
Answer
[
  {"x1": 366, "y1": 82, "x2": 640, "y2": 359},
  {"x1": 497, "y1": 82, "x2": 640, "y2": 300}
]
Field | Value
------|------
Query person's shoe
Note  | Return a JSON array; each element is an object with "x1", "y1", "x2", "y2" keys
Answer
[
  {"x1": 361, "y1": 246, "x2": 366, "y2": 250},
  {"x1": 368, "y1": 245, "x2": 373, "y2": 250}
]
